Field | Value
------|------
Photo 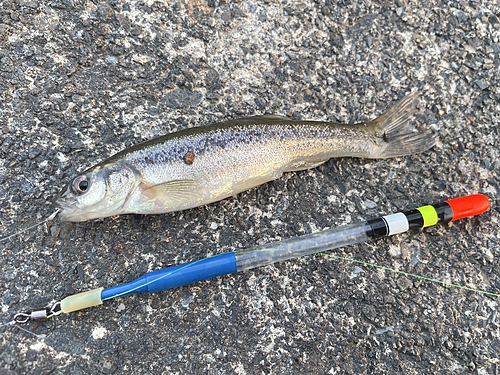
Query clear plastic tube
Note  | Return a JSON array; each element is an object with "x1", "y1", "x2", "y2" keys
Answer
[{"x1": 235, "y1": 222, "x2": 372, "y2": 271}]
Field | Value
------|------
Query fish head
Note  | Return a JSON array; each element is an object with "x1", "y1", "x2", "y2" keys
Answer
[{"x1": 54, "y1": 162, "x2": 139, "y2": 221}]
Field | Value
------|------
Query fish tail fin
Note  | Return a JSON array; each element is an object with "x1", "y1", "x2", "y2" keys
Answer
[{"x1": 366, "y1": 91, "x2": 437, "y2": 158}]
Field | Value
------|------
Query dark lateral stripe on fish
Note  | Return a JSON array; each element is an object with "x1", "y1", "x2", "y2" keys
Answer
[{"x1": 111, "y1": 123, "x2": 371, "y2": 166}]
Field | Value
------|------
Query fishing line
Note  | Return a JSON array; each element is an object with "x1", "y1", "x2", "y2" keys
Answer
[
  {"x1": 0, "y1": 320, "x2": 45, "y2": 338},
  {"x1": 5, "y1": 194, "x2": 494, "y2": 325},
  {"x1": 319, "y1": 253, "x2": 500, "y2": 297},
  {"x1": 0, "y1": 209, "x2": 60, "y2": 243},
  {"x1": 0, "y1": 320, "x2": 16, "y2": 328},
  {"x1": 12, "y1": 325, "x2": 45, "y2": 338}
]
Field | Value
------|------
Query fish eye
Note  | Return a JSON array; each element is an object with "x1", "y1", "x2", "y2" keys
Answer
[{"x1": 71, "y1": 175, "x2": 90, "y2": 195}]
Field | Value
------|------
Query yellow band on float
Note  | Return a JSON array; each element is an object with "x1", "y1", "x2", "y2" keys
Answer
[{"x1": 416, "y1": 205, "x2": 438, "y2": 228}]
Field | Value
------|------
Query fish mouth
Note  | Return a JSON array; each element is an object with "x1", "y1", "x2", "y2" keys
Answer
[
  {"x1": 54, "y1": 201, "x2": 89, "y2": 221},
  {"x1": 52, "y1": 186, "x2": 80, "y2": 221},
  {"x1": 53, "y1": 200, "x2": 78, "y2": 221},
  {"x1": 53, "y1": 187, "x2": 107, "y2": 222}
]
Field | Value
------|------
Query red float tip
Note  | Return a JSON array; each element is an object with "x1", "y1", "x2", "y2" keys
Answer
[{"x1": 445, "y1": 194, "x2": 490, "y2": 221}]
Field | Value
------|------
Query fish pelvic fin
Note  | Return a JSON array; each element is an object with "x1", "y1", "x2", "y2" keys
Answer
[{"x1": 366, "y1": 91, "x2": 437, "y2": 158}]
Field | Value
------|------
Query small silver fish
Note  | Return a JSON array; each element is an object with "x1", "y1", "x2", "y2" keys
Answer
[{"x1": 54, "y1": 92, "x2": 436, "y2": 221}]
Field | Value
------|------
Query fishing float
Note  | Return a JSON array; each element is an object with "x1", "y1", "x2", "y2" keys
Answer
[{"x1": 12, "y1": 194, "x2": 490, "y2": 324}]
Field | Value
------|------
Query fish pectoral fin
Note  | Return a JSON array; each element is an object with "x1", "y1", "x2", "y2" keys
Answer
[
  {"x1": 284, "y1": 159, "x2": 328, "y2": 172},
  {"x1": 140, "y1": 180, "x2": 203, "y2": 208}
]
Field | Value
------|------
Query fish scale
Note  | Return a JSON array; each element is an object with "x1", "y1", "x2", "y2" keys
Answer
[{"x1": 130, "y1": 123, "x2": 364, "y2": 165}]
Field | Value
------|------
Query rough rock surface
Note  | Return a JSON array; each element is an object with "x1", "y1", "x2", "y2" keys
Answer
[{"x1": 1, "y1": 0, "x2": 499, "y2": 374}]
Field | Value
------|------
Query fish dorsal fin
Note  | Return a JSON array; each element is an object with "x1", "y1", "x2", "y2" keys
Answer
[{"x1": 239, "y1": 115, "x2": 291, "y2": 121}]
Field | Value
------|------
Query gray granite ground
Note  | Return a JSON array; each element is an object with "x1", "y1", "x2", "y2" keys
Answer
[{"x1": 1, "y1": 0, "x2": 499, "y2": 374}]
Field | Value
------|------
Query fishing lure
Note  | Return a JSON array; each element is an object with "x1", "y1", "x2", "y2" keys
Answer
[
  {"x1": 54, "y1": 92, "x2": 436, "y2": 221},
  {"x1": 10, "y1": 194, "x2": 490, "y2": 325}
]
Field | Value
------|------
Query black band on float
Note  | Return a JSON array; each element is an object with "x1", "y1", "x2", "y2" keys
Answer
[
  {"x1": 367, "y1": 218, "x2": 389, "y2": 238},
  {"x1": 403, "y1": 209, "x2": 424, "y2": 230},
  {"x1": 433, "y1": 202, "x2": 454, "y2": 223}
]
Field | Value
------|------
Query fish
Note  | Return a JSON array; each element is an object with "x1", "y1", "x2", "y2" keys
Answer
[{"x1": 54, "y1": 92, "x2": 436, "y2": 221}]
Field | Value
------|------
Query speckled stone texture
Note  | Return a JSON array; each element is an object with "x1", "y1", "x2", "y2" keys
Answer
[{"x1": 1, "y1": 0, "x2": 499, "y2": 374}]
